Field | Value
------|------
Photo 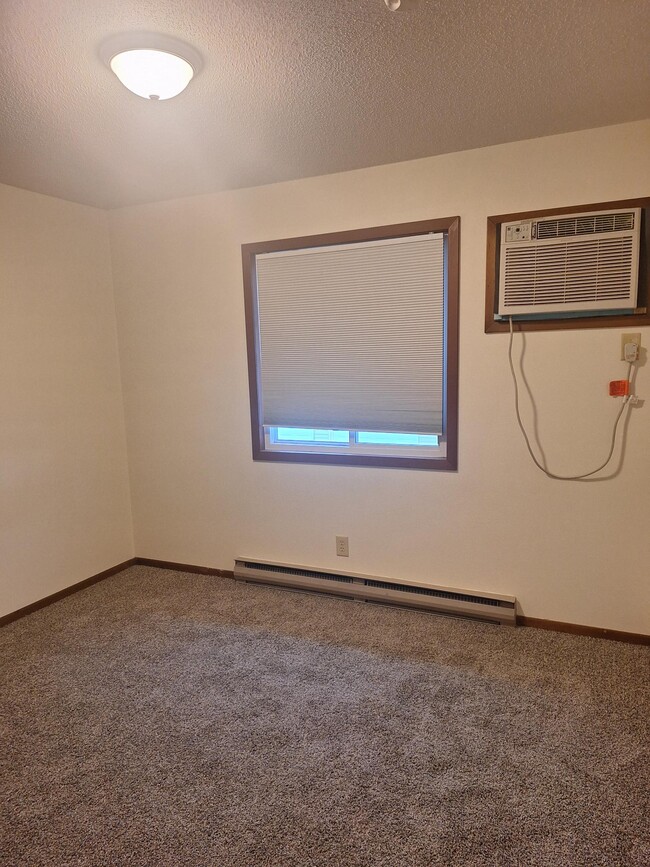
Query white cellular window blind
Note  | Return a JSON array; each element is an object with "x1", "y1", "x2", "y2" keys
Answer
[{"x1": 254, "y1": 233, "x2": 445, "y2": 434}]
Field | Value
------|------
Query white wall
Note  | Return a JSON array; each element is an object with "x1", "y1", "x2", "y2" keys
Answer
[
  {"x1": 0, "y1": 184, "x2": 134, "y2": 617},
  {"x1": 110, "y1": 120, "x2": 650, "y2": 634}
]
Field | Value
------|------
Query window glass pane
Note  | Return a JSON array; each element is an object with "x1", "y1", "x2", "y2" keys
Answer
[
  {"x1": 356, "y1": 431, "x2": 439, "y2": 446},
  {"x1": 275, "y1": 427, "x2": 350, "y2": 444}
]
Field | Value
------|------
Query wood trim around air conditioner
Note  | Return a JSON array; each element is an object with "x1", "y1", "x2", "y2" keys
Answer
[{"x1": 485, "y1": 197, "x2": 650, "y2": 334}]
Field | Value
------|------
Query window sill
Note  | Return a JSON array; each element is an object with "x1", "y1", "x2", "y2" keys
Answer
[{"x1": 252, "y1": 446, "x2": 457, "y2": 471}]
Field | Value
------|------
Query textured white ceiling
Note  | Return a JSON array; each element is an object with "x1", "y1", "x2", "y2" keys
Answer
[{"x1": 1, "y1": 0, "x2": 649, "y2": 209}]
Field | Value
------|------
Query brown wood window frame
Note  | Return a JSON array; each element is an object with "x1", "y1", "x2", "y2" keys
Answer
[
  {"x1": 242, "y1": 217, "x2": 460, "y2": 471},
  {"x1": 485, "y1": 197, "x2": 650, "y2": 334}
]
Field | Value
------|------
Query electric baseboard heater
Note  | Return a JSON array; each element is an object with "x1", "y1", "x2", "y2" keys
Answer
[{"x1": 233, "y1": 559, "x2": 516, "y2": 626}]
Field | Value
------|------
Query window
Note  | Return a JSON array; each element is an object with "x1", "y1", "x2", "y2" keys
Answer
[
  {"x1": 269, "y1": 427, "x2": 440, "y2": 457},
  {"x1": 242, "y1": 218, "x2": 459, "y2": 470}
]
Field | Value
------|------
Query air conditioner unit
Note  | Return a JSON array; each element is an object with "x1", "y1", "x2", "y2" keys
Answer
[{"x1": 497, "y1": 207, "x2": 641, "y2": 318}]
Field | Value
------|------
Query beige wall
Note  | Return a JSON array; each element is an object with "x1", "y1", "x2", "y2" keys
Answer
[
  {"x1": 0, "y1": 184, "x2": 134, "y2": 617},
  {"x1": 111, "y1": 119, "x2": 644, "y2": 635},
  {"x1": 4, "y1": 122, "x2": 647, "y2": 631}
]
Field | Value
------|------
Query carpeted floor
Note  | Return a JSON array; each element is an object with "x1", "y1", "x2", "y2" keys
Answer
[{"x1": 1, "y1": 566, "x2": 648, "y2": 866}]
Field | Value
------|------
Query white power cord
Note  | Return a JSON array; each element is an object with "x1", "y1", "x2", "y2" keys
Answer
[{"x1": 508, "y1": 317, "x2": 633, "y2": 480}]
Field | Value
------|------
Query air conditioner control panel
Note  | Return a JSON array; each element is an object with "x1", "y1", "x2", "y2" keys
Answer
[{"x1": 504, "y1": 221, "x2": 532, "y2": 242}]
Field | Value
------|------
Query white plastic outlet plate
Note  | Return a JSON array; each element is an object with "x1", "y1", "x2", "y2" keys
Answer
[
  {"x1": 335, "y1": 536, "x2": 349, "y2": 557},
  {"x1": 621, "y1": 333, "x2": 641, "y2": 361}
]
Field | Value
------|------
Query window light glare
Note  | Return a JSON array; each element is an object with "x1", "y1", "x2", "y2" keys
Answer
[{"x1": 109, "y1": 49, "x2": 194, "y2": 100}]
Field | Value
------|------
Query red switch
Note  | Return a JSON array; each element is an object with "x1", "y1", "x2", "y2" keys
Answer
[{"x1": 609, "y1": 380, "x2": 629, "y2": 397}]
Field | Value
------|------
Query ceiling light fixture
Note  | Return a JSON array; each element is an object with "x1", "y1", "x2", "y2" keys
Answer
[{"x1": 100, "y1": 33, "x2": 203, "y2": 101}]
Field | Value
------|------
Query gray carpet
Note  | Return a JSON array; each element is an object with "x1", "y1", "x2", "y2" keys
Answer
[{"x1": 1, "y1": 566, "x2": 648, "y2": 867}]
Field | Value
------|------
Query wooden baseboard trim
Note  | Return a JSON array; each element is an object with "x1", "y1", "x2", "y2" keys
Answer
[
  {"x1": 517, "y1": 615, "x2": 649, "y2": 646},
  {"x1": 4, "y1": 556, "x2": 646, "y2": 646},
  {"x1": 136, "y1": 561, "x2": 649, "y2": 644},
  {"x1": 0, "y1": 558, "x2": 137, "y2": 628},
  {"x1": 134, "y1": 557, "x2": 234, "y2": 579}
]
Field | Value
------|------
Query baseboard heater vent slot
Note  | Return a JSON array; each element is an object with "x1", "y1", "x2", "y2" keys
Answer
[
  {"x1": 364, "y1": 579, "x2": 503, "y2": 608},
  {"x1": 239, "y1": 561, "x2": 354, "y2": 584},
  {"x1": 234, "y1": 559, "x2": 516, "y2": 626}
]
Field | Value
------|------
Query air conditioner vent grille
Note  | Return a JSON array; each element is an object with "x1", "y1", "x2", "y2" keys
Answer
[
  {"x1": 536, "y1": 212, "x2": 635, "y2": 239},
  {"x1": 503, "y1": 236, "x2": 635, "y2": 308}
]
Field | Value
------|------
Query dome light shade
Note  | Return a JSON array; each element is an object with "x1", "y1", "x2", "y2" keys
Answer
[
  {"x1": 100, "y1": 33, "x2": 202, "y2": 101},
  {"x1": 110, "y1": 50, "x2": 193, "y2": 100}
]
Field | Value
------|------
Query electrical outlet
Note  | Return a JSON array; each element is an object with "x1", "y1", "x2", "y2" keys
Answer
[
  {"x1": 621, "y1": 333, "x2": 641, "y2": 361},
  {"x1": 335, "y1": 536, "x2": 349, "y2": 557}
]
